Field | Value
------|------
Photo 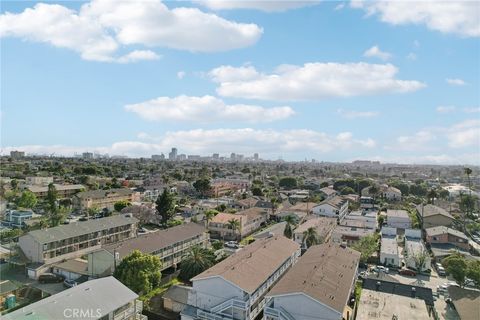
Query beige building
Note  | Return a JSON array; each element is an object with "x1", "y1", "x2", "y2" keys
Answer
[
  {"x1": 27, "y1": 184, "x2": 85, "y2": 199},
  {"x1": 88, "y1": 222, "x2": 209, "y2": 277},
  {"x1": 208, "y1": 207, "x2": 268, "y2": 240},
  {"x1": 73, "y1": 188, "x2": 137, "y2": 212},
  {"x1": 18, "y1": 214, "x2": 138, "y2": 266},
  {"x1": 417, "y1": 204, "x2": 454, "y2": 228},
  {"x1": 293, "y1": 217, "x2": 337, "y2": 249}
]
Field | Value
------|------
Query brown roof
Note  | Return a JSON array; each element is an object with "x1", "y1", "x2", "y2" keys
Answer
[
  {"x1": 236, "y1": 198, "x2": 259, "y2": 208},
  {"x1": 417, "y1": 204, "x2": 454, "y2": 220},
  {"x1": 448, "y1": 286, "x2": 480, "y2": 320},
  {"x1": 103, "y1": 222, "x2": 206, "y2": 259},
  {"x1": 54, "y1": 258, "x2": 88, "y2": 275},
  {"x1": 211, "y1": 212, "x2": 244, "y2": 224},
  {"x1": 268, "y1": 243, "x2": 360, "y2": 313},
  {"x1": 288, "y1": 202, "x2": 317, "y2": 212},
  {"x1": 192, "y1": 235, "x2": 300, "y2": 293},
  {"x1": 294, "y1": 217, "x2": 337, "y2": 239},
  {"x1": 236, "y1": 207, "x2": 268, "y2": 221}
]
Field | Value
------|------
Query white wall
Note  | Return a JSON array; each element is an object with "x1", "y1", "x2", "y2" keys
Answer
[{"x1": 189, "y1": 277, "x2": 245, "y2": 312}]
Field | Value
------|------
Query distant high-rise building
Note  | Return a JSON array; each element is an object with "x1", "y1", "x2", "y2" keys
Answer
[
  {"x1": 152, "y1": 154, "x2": 165, "y2": 161},
  {"x1": 212, "y1": 153, "x2": 219, "y2": 160},
  {"x1": 82, "y1": 152, "x2": 94, "y2": 159},
  {"x1": 10, "y1": 150, "x2": 25, "y2": 159},
  {"x1": 177, "y1": 154, "x2": 187, "y2": 161},
  {"x1": 188, "y1": 155, "x2": 201, "y2": 160},
  {"x1": 230, "y1": 153, "x2": 236, "y2": 160},
  {"x1": 169, "y1": 148, "x2": 178, "y2": 161},
  {"x1": 254, "y1": 153, "x2": 259, "y2": 161}
]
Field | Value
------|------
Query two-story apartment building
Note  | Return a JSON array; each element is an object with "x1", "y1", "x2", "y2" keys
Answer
[
  {"x1": 73, "y1": 188, "x2": 136, "y2": 212},
  {"x1": 425, "y1": 226, "x2": 469, "y2": 251},
  {"x1": 293, "y1": 217, "x2": 337, "y2": 249},
  {"x1": 386, "y1": 209, "x2": 411, "y2": 229},
  {"x1": 208, "y1": 208, "x2": 268, "y2": 240},
  {"x1": 404, "y1": 229, "x2": 431, "y2": 272},
  {"x1": 417, "y1": 204, "x2": 454, "y2": 228},
  {"x1": 27, "y1": 184, "x2": 85, "y2": 199},
  {"x1": 88, "y1": 222, "x2": 209, "y2": 276},
  {"x1": 181, "y1": 236, "x2": 301, "y2": 320},
  {"x1": 18, "y1": 215, "x2": 138, "y2": 266},
  {"x1": 264, "y1": 243, "x2": 360, "y2": 320},
  {"x1": 312, "y1": 196, "x2": 349, "y2": 221},
  {"x1": 3, "y1": 277, "x2": 146, "y2": 320}
]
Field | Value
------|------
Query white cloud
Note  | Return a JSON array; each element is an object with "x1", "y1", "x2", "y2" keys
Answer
[
  {"x1": 436, "y1": 105, "x2": 456, "y2": 113},
  {"x1": 337, "y1": 109, "x2": 379, "y2": 119},
  {"x1": 406, "y1": 53, "x2": 417, "y2": 61},
  {"x1": 124, "y1": 95, "x2": 295, "y2": 123},
  {"x1": 447, "y1": 119, "x2": 480, "y2": 148},
  {"x1": 0, "y1": 0, "x2": 262, "y2": 62},
  {"x1": 209, "y1": 62, "x2": 425, "y2": 101},
  {"x1": 196, "y1": 1, "x2": 319, "y2": 12},
  {"x1": 1, "y1": 128, "x2": 375, "y2": 158},
  {"x1": 367, "y1": 153, "x2": 480, "y2": 165},
  {"x1": 363, "y1": 45, "x2": 392, "y2": 61},
  {"x1": 351, "y1": 0, "x2": 480, "y2": 37},
  {"x1": 177, "y1": 71, "x2": 186, "y2": 79},
  {"x1": 464, "y1": 107, "x2": 480, "y2": 113},
  {"x1": 446, "y1": 78, "x2": 467, "y2": 86},
  {"x1": 395, "y1": 130, "x2": 436, "y2": 151},
  {"x1": 335, "y1": 3, "x2": 346, "y2": 11}
]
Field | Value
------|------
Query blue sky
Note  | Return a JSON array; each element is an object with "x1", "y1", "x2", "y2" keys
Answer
[{"x1": 1, "y1": 1, "x2": 479, "y2": 164}]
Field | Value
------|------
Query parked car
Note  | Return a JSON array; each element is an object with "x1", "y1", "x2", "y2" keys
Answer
[
  {"x1": 436, "y1": 263, "x2": 446, "y2": 276},
  {"x1": 399, "y1": 269, "x2": 417, "y2": 277},
  {"x1": 373, "y1": 266, "x2": 389, "y2": 274},
  {"x1": 225, "y1": 241, "x2": 239, "y2": 249},
  {"x1": 63, "y1": 279, "x2": 78, "y2": 288},
  {"x1": 38, "y1": 273, "x2": 65, "y2": 284}
]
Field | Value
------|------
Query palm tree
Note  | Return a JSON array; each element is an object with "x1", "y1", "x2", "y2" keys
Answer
[
  {"x1": 227, "y1": 218, "x2": 241, "y2": 241},
  {"x1": 427, "y1": 189, "x2": 438, "y2": 205},
  {"x1": 303, "y1": 227, "x2": 320, "y2": 249},
  {"x1": 179, "y1": 246, "x2": 216, "y2": 282},
  {"x1": 283, "y1": 215, "x2": 296, "y2": 239},
  {"x1": 204, "y1": 209, "x2": 216, "y2": 229},
  {"x1": 464, "y1": 167, "x2": 473, "y2": 232}
]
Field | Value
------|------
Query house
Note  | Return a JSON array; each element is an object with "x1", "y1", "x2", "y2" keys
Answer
[
  {"x1": 447, "y1": 286, "x2": 480, "y2": 320},
  {"x1": 88, "y1": 222, "x2": 208, "y2": 277},
  {"x1": 386, "y1": 209, "x2": 411, "y2": 229},
  {"x1": 27, "y1": 184, "x2": 85, "y2": 199},
  {"x1": 331, "y1": 226, "x2": 375, "y2": 246},
  {"x1": 18, "y1": 214, "x2": 138, "y2": 266},
  {"x1": 357, "y1": 279, "x2": 435, "y2": 320},
  {"x1": 380, "y1": 228, "x2": 400, "y2": 267},
  {"x1": 312, "y1": 196, "x2": 349, "y2": 221},
  {"x1": 319, "y1": 186, "x2": 338, "y2": 200},
  {"x1": 417, "y1": 204, "x2": 454, "y2": 228},
  {"x1": 53, "y1": 258, "x2": 89, "y2": 280},
  {"x1": 425, "y1": 226, "x2": 469, "y2": 251},
  {"x1": 293, "y1": 217, "x2": 337, "y2": 249},
  {"x1": 382, "y1": 186, "x2": 402, "y2": 201},
  {"x1": 73, "y1": 188, "x2": 137, "y2": 212},
  {"x1": 208, "y1": 208, "x2": 268, "y2": 240},
  {"x1": 181, "y1": 236, "x2": 301, "y2": 320},
  {"x1": 264, "y1": 244, "x2": 360, "y2": 320},
  {"x1": 25, "y1": 176, "x2": 53, "y2": 186},
  {"x1": 234, "y1": 197, "x2": 260, "y2": 210},
  {"x1": 273, "y1": 202, "x2": 316, "y2": 222},
  {"x1": 404, "y1": 229, "x2": 431, "y2": 272},
  {"x1": 2, "y1": 277, "x2": 146, "y2": 320}
]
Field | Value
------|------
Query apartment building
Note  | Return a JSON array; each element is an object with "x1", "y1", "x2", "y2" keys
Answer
[
  {"x1": 25, "y1": 176, "x2": 53, "y2": 186},
  {"x1": 312, "y1": 196, "x2": 349, "y2": 221},
  {"x1": 73, "y1": 188, "x2": 136, "y2": 212},
  {"x1": 3, "y1": 277, "x2": 146, "y2": 320},
  {"x1": 27, "y1": 184, "x2": 85, "y2": 199},
  {"x1": 208, "y1": 208, "x2": 268, "y2": 240},
  {"x1": 380, "y1": 227, "x2": 401, "y2": 267},
  {"x1": 417, "y1": 204, "x2": 454, "y2": 228},
  {"x1": 386, "y1": 209, "x2": 411, "y2": 229},
  {"x1": 293, "y1": 217, "x2": 337, "y2": 249},
  {"x1": 425, "y1": 226, "x2": 469, "y2": 251},
  {"x1": 18, "y1": 215, "x2": 138, "y2": 265},
  {"x1": 88, "y1": 222, "x2": 209, "y2": 276},
  {"x1": 181, "y1": 236, "x2": 301, "y2": 320},
  {"x1": 265, "y1": 244, "x2": 360, "y2": 320},
  {"x1": 404, "y1": 229, "x2": 431, "y2": 272},
  {"x1": 210, "y1": 178, "x2": 251, "y2": 197}
]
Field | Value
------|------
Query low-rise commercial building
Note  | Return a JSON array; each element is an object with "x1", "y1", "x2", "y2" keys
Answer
[
  {"x1": 181, "y1": 236, "x2": 301, "y2": 320},
  {"x1": 3, "y1": 210, "x2": 34, "y2": 228},
  {"x1": 88, "y1": 222, "x2": 208, "y2": 276},
  {"x1": 2, "y1": 277, "x2": 146, "y2": 320},
  {"x1": 18, "y1": 215, "x2": 138, "y2": 266},
  {"x1": 264, "y1": 243, "x2": 360, "y2": 320}
]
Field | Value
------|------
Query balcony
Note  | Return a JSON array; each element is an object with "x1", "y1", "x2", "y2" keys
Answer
[{"x1": 264, "y1": 306, "x2": 296, "y2": 320}]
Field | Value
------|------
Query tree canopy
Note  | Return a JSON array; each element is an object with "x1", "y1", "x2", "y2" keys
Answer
[
  {"x1": 279, "y1": 177, "x2": 297, "y2": 190},
  {"x1": 156, "y1": 189, "x2": 176, "y2": 224},
  {"x1": 114, "y1": 250, "x2": 162, "y2": 294},
  {"x1": 193, "y1": 178, "x2": 212, "y2": 197},
  {"x1": 16, "y1": 190, "x2": 37, "y2": 208},
  {"x1": 179, "y1": 246, "x2": 216, "y2": 282},
  {"x1": 352, "y1": 234, "x2": 378, "y2": 263},
  {"x1": 114, "y1": 200, "x2": 131, "y2": 212}
]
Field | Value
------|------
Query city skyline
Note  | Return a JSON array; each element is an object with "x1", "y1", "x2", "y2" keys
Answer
[{"x1": 1, "y1": 1, "x2": 479, "y2": 164}]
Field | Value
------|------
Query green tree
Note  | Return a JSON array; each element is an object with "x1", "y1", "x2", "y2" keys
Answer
[
  {"x1": 10, "y1": 179, "x2": 18, "y2": 190},
  {"x1": 466, "y1": 260, "x2": 480, "y2": 288},
  {"x1": 114, "y1": 250, "x2": 162, "y2": 294},
  {"x1": 413, "y1": 249, "x2": 429, "y2": 271},
  {"x1": 204, "y1": 209, "x2": 218, "y2": 228},
  {"x1": 303, "y1": 227, "x2": 320, "y2": 248},
  {"x1": 283, "y1": 215, "x2": 296, "y2": 239},
  {"x1": 156, "y1": 189, "x2": 176, "y2": 224},
  {"x1": 50, "y1": 206, "x2": 68, "y2": 227},
  {"x1": 179, "y1": 246, "x2": 216, "y2": 282},
  {"x1": 340, "y1": 186, "x2": 356, "y2": 195},
  {"x1": 279, "y1": 177, "x2": 297, "y2": 190},
  {"x1": 443, "y1": 253, "x2": 468, "y2": 286},
  {"x1": 251, "y1": 187, "x2": 263, "y2": 197},
  {"x1": 193, "y1": 178, "x2": 212, "y2": 198},
  {"x1": 228, "y1": 218, "x2": 241, "y2": 240},
  {"x1": 16, "y1": 191, "x2": 38, "y2": 208},
  {"x1": 320, "y1": 182, "x2": 329, "y2": 188},
  {"x1": 114, "y1": 200, "x2": 131, "y2": 212},
  {"x1": 352, "y1": 234, "x2": 378, "y2": 263},
  {"x1": 427, "y1": 189, "x2": 438, "y2": 205},
  {"x1": 0, "y1": 228, "x2": 23, "y2": 241},
  {"x1": 46, "y1": 183, "x2": 58, "y2": 213}
]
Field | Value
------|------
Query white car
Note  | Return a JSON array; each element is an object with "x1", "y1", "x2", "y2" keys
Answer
[{"x1": 224, "y1": 241, "x2": 239, "y2": 249}]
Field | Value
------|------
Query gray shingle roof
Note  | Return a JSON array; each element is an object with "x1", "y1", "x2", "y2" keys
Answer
[
  {"x1": 2, "y1": 277, "x2": 138, "y2": 320},
  {"x1": 24, "y1": 215, "x2": 138, "y2": 244}
]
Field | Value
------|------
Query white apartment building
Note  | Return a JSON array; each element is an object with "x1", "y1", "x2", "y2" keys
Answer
[
  {"x1": 181, "y1": 235, "x2": 301, "y2": 320},
  {"x1": 312, "y1": 196, "x2": 349, "y2": 221}
]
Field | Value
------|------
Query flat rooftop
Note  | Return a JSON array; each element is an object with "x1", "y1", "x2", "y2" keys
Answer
[
  {"x1": 356, "y1": 289, "x2": 430, "y2": 320},
  {"x1": 381, "y1": 236, "x2": 398, "y2": 256}
]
